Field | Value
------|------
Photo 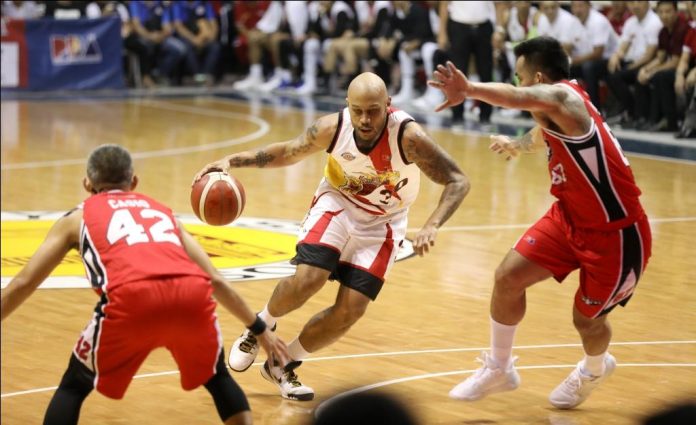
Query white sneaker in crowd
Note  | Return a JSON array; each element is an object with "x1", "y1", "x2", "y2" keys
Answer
[
  {"x1": 449, "y1": 351, "x2": 521, "y2": 401},
  {"x1": 549, "y1": 353, "x2": 616, "y2": 409}
]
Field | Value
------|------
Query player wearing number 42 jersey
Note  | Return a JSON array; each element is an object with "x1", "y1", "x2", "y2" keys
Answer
[
  {"x1": 1, "y1": 144, "x2": 289, "y2": 425},
  {"x1": 194, "y1": 72, "x2": 470, "y2": 401},
  {"x1": 430, "y1": 36, "x2": 651, "y2": 409}
]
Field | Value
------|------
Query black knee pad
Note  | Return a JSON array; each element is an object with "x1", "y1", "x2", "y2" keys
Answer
[{"x1": 204, "y1": 350, "x2": 250, "y2": 421}]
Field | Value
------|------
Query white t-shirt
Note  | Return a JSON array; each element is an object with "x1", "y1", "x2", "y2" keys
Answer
[
  {"x1": 507, "y1": 5, "x2": 538, "y2": 42},
  {"x1": 537, "y1": 7, "x2": 583, "y2": 46},
  {"x1": 448, "y1": 1, "x2": 495, "y2": 25},
  {"x1": 620, "y1": 9, "x2": 662, "y2": 63},
  {"x1": 573, "y1": 8, "x2": 619, "y2": 59}
]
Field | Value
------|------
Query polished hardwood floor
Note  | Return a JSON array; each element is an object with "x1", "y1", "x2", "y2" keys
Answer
[{"x1": 1, "y1": 96, "x2": 695, "y2": 424}]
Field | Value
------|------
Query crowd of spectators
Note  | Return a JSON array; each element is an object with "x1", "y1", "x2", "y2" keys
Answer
[{"x1": 2, "y1": 1, "x2": 695, "y2": 138}]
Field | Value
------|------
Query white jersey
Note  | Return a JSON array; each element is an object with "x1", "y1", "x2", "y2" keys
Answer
[{"x1": 320, "y1": 107, "x2": 420, "y2": 216}]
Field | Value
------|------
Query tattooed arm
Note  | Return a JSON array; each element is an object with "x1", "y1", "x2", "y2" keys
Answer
[
  {"x1": 489, "y1": 126, "x2": 545, "y2": 160},
  {"x1": 193, "y1": 113, "x2": 338, "y2": 182},
  {"x1": 402, "y1": 122, "x2": 470, "y2": 256}
]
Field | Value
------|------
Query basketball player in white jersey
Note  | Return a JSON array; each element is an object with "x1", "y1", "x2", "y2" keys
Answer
[{"x1": 194, "y1": 72, "x2": 470, "y2": 401}]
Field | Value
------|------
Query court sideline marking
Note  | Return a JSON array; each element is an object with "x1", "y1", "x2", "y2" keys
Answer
[
  {"x1": 1, "y1": 100, "x2": 270, "y2": 170},
  {"x1": 2, "y1": 340, "x2": 694, "y2": 398}
]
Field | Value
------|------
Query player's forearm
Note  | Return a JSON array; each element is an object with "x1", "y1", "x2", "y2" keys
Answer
[
  {"x1": 516, "y1": 128, "x2": 541, "y2": 153},
  {"x1": 1, "y1": 278, "x2": 36, "y2": 321},
  {"x1": 424, "y1": 176, "x2": 470, "y2": 229},
  {"x1": 210, "y1": 279, "x2": 257, "y2": 327},
  {"x1": 226, "y1": 142, "x2": 294, "y2": 168},
  {"x1": 468, "y1": 82, "x2": 552, "y2": 111}
]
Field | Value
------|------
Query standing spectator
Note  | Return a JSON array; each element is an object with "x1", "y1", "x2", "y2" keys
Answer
[
  {"x1": 570, "y1": 1, "x2": 620, "y2": 111},
  {"x1": 172, "y1": 0, "x2": 222, "y2": 86},
  {"x1": 636, "y1": 1, "x2": 690, "y2": 132},
  {"x1": 438, "y1": 1, "x2": 496, "y2": 127},
  {"x1": 674, "y1": 3, "x2": 696, "y2": 138},
  {"x1": 606, "y1": 0, "x2": 662, "y2": 128},
  {"x1": 127, "y1": 0, "x2": 187, "y2": 87},
  {"x1": 1, "y1": 0, "x2": 43, "y2": 19},
  {"x1": 491, "y1": 1, "x2": 539, "y2": 84}
]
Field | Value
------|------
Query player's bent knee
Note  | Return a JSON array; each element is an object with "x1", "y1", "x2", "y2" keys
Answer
[{"x1": 204, "y1": 352, "x2": 251, "y2": 423}]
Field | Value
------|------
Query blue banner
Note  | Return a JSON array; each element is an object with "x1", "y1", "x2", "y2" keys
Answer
[{"x1": 23, "y1": 17, "x2": 124, "y2": 90}]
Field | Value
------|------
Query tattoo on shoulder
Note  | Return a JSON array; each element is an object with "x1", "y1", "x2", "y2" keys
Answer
[{"x1": 306, "y1": 122, "x2": 319, "y2": 141}]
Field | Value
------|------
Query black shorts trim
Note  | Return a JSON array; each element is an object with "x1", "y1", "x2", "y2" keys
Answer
[
  {"x1": 334, "y1": 263, "x2": 384, "y2": 301},
  {"x1": 292, "y1": 243, "x2": 340, "y2": 273},
  {"x1": 293, "y1": 244, "x2": 384, "y2": 300}
]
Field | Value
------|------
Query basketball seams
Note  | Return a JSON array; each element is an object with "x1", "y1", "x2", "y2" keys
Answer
[
  {"x1": 191, "y1": 172, "x2": 245, "y2": 225},
  {"x1": 199, "y1": 174, "x2": 216, "y2": 222},
  {"x1": 221, "y1": 174, "x2": 244, "y2": 221}
]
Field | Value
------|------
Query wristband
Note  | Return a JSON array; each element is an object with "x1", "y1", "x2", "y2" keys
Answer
[{"x1": 247, "y1": 316, "x2": 267, "y2": 335}]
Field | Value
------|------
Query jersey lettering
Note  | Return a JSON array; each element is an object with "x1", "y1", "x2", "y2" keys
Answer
[{"x1": 107, "y1": 208, "x2": 181, "y2": 247}]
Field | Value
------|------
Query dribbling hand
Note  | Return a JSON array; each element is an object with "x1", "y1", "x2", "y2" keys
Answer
[
  {"x1": 192, "y1": 159, "x2": 230, "y2": 185},
  {"x1": 257, "y1": 329, "x2": 290, "y2": 369}
]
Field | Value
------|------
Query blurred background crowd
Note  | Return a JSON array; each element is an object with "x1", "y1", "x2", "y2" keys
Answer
[{"x1": 2, "y1": 0, "x2": 695, "y2": 138}]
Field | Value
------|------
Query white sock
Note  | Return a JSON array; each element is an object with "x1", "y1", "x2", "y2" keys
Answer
[
  {"x1": 250, "y1": 64, "x2": 262, "y2": 79},
  {"x1": 287, "y1": 337, "x2": 310, "y2": 361},
  {"x1": 258, "y1": 305, "x2": 277, "y2": 330},
  {"x1": 490, "y1": 317, "x2": 517, "y2": 368},
  {"x1": 581, "y1": 352, "x2": 607, "y2": 377}
]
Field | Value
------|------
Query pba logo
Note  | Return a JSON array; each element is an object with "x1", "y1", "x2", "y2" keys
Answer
[
  {"x1": 50, "y1": 33, "x2": 102, "y2": 65},
  {"x1": 0, "y1": 212, "x2": 415, "y2": 289}
]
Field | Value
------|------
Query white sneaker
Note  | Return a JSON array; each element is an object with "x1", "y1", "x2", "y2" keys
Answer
[
  {"x1": 390, "y1": 90, "x2": 414, "y2": 106},
  {"x1": 449, "y1": 352, "x2": 520, "y2": 401},
  {"x1": 549, "y1": 353, "x2": 616, "y2": 409},
  {"x1": 261, "y1": 360, "x2": 315, "y2": 401},
  {"x1": 293, "y1": 83, "x2": 316, "y2": 96},
  {"x1": 233, "y1": 75, "x2": 263, "y2": 91},
  {"x1": 259, "y1": 75, "x2": 283, "y2": 92},
  {"x1": 228, "y1": 329, "x2": 260, "y2": 372}
]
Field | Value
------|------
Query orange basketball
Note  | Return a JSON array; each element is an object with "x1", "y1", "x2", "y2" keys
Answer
[{"x1": 191, "y1": 172, "x2": 246, "y2": 226}]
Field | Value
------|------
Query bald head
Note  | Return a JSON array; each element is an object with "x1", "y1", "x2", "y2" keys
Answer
[
  {"x1": 346, "y1": 73, "x2": 390, "y2": 144},
  {"x1": 347, "y1": 72, "x2": 388, "y2": 103}
]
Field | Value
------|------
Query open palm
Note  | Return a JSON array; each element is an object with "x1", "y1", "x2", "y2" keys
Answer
[{"x1": 428, "y1": 61, "x2": 471, "y2": 112}]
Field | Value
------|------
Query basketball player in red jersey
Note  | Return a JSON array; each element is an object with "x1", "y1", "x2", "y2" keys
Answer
[
  {"x1": 194, "y1": 72, "x2": 470, "y2": 401},
  {"x1": 430, "y1": 36, "x2": 651, "y2": 409},
  {"x1": 1, "y1": 145, "x2": 289, "y2": 425}
]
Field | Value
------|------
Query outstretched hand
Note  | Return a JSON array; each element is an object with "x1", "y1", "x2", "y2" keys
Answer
[
  {"x1": 489, "y1": 134, "x2": 521, "y2": 161},
  {"x1": 191, "y1": 159, "x2": 229, "y2": 186},
  {"x1": 428, "y1": 61, "x2": 471, "y2": 112}
]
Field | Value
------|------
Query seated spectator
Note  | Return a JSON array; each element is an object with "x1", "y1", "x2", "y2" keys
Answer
[
  {"x1": 606, "y1": 0, "x2": 662, "y2": 128},
  {"x1": 1, "y1": 0, "x2": 43, "y2": 19},
  {"x1": 232, "y1": 1, "x2": 286, "y2": 90},
  {"x1": 44, "y1": 0, "x2": 87, "y2": 19},
  {"x1": 290, "y1": 0, "x2": 357, "y2": 96},
  {"x1": 127, "y1": 0, "x2": 187, "y2": 87},
  {"x1": 333, "y1": 0, "x2": 393, "y2": 88},
  {"x1": 636, "y1": 0, "x2": 689, "y2": 131},
  {"x1": 172, "y1": 0, "x2": 222, "y2": 86},
  {"x1": 536, "y1": 1, "x2": 583, "y2": 56},
  {"x1": 229, "y1": 0, "x2": 269, "y2": 72},
  {"x1": 603, "y1": 0, "x2": 633, "y2": 35},
  {"x1": 390, "y1": 1, "x2": 436, "y2": 106},
  {"x1": 260, "y1": 1, "x2": 309, "y2": 92},
  {"x1": 570, "y1": 0, "x2": 619, "y2": 111},
  {"x1": 674, "y1": 2, "x2": 696, "y2": 138}
]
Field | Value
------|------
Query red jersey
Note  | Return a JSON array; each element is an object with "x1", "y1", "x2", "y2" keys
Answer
[
  {"x1": 540, "y1": 80, "x2": 645, "y2": 230},
  {"x1": 80, "y1": 191, "x2": 209, "y2": 294}
]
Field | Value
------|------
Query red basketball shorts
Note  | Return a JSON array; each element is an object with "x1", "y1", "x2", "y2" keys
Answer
[
  {"x1": 73, "y1": 276, "x2": 222, "y2": 399},
  {"x1": 514, "y1": 202, "x2": 652, "y2": 318}
]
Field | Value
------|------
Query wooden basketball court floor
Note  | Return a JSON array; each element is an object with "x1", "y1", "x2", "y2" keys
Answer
[{"x1": 1, "y1": 94, "x2": 695, "y2": 424}]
